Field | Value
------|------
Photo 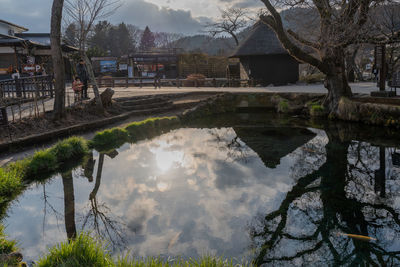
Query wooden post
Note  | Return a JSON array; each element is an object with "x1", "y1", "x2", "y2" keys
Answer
[
  {"x1": 15, "y1": 78, "x2": 22, "y2": 98},
  {"x1": 379, "y1": 45, "x2": 386, "y2": 91}
]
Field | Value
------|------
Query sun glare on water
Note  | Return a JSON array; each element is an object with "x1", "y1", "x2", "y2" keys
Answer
[{"x1": 151, "y1": 141, "x2": 184, "y2": 172}]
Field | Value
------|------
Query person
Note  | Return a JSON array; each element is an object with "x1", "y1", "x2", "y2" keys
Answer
[
  {"x1": 76, "y1": 59, "x2": 89, "y2": 99},
  {"x1": 72, "y1": 77, "x2": 83, "y2": 102},
  {"x1": 372, "y1": 64, "x2": 379, "y2": 82},
  {"x1": 11, "y1": 69, "x2": 20, "y2": 80}
]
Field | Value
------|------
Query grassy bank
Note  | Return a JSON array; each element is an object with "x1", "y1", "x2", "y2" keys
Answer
[{"x1": 36, "y1": 233, "x2": 252, "y2": 267}]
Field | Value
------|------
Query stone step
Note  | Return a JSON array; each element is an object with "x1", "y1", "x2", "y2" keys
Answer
[
  {"x1": 115, "y1": 96, "x2": 168, "y2": 105},
  {"x1": 126, "y1": 104, "x2": 175, "y2": 115},
  {"x1": 121, "y1": 100, "x2": 172, "y2": 111}
]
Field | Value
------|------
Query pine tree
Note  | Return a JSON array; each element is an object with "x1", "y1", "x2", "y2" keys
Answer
[{"x1": 139, "y1": 26, "x2": 155, "y2": 51}]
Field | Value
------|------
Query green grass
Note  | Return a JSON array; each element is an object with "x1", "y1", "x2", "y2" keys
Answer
[
  {"x1": 91, "y1": 117, "x2": 180, "y2": 152},
  {"x1": 51, "y1": 137, "x2": 89, "y2": 163},
  {"x1": 36, "y1": 233, "x2": 113, "y2": 267},
  {"x1": 278, "y1": 100, "x2": 289, "y2": 113},
  {"x1": 37, "y1": 233, "x2": 252, "y2": 267},
  {"x1": 0, "y1": 167, "x2": 25, "y2": 218}
]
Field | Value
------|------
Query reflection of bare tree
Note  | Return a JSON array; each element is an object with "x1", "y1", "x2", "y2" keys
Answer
[
  {"x1": 251, "y1": 128, "x2": 400, "y2": 266},
  {"x1": 61, "y1": 171, "x2": 77, "y2": 240},
  {"x1": 82, "y1": 151, "x2": 127, "y2": 248},
  {"x1": 208, "y1": 128, "x2": 252, "y2": 163}
]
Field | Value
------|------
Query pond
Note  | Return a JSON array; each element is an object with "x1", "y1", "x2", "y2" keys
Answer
[{"x1": 3, "y1": 113, "x2": 400, "y2": 265}]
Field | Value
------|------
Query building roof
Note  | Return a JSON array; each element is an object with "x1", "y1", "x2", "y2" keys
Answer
[
  {"x1": 0, "y1": 19, "x2": 28, "y2": 32},
  {"x1": 231, "y1": 21, "x2": 287, "y2": 57}
]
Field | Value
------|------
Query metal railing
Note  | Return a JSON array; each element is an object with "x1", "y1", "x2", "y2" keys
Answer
[
  {"x1": 0, "y1": 75, "x2": 54, "y2": 99},
  {"x1": 95, "y1": 77, "x2": 255, "y2": 88}
]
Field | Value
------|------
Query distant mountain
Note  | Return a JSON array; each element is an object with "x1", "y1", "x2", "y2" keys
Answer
[{"x1": 172, "y1": 27, "x2": 252, "y2": 56}]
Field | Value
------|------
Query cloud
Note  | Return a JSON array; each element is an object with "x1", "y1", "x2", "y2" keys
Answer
[
  {"x1": 108, "y1": 0, "x2": 208, "y2": 34},
  {"x1": 0, "y1": 0, "x2": 211, "y2": 35}
]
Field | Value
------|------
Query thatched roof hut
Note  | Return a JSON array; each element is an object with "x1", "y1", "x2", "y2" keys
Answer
[{"x1": 231, "y1": 21, "x2": 299, "y2": 86}]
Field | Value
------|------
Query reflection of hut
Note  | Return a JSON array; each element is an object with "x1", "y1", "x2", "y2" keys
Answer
[
  {"x1": 234, "y1": 127, "x2": 315, "y2": 168},
  {"x1": 230, "y1": 21, "x2": 299, "y2": 86}
]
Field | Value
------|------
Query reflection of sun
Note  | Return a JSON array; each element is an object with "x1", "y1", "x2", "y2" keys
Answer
[{"x1": 151, "y1": 141, "x2": 184, "y2": 172}]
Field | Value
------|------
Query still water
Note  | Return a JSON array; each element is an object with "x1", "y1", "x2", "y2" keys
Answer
[{"x1": 4, "y1": 114, "x2": 400, "y2": 265}]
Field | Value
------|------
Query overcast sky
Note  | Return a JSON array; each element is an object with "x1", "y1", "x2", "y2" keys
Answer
[{"x1": 0, "y1": 0, "x2": 263, "y2": 35}]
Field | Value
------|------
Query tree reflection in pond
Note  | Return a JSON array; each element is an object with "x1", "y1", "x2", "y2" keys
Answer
[
  {"x1": 81, "y1": 151, "x2": 128, "y2": 249},
  {"x1": 251, "y1": 126, "x2": 400, "y2": 266}
]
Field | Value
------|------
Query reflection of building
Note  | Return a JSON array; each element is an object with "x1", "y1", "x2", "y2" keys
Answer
[
  {"x1": 0, "y1": 19, "x2": 78, "y2": 80},
  {"x1": 230, "y1": 21, "x2": 299, "y2": 86},
  {"x1": 234, "y1": 126, "x2": 315, "y2": 168}
]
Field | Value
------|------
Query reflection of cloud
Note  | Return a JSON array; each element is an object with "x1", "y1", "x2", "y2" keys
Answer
[{"x1": 5, "y1": 127, "x2": 320, "y2": 261}]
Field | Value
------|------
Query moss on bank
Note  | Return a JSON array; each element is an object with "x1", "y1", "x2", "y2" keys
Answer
[{"x1": 36, "y1": 233, "x2": 252, "y2": 267}]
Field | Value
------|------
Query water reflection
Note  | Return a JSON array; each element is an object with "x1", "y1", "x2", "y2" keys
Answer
[
  {"x1": 4, "y1": 117, "x2": 400, "y2": 265},
  {"x1": 251, "y1": 125, "x2": 400, "y2": 266}
]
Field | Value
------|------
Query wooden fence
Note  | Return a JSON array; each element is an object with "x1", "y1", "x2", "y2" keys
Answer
[{"x1": 0, "y1": 75, "x2": 54, "y2": 99}]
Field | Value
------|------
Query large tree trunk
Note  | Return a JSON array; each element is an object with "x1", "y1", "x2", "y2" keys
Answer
[
  {"x1": 322, "y1": 48, "x2": 353, "y2": 115},
  {"x1": 50, "y1": 0, "x2": 66, "y2": 120},
  {"x1": 83, "y1": 53, "x2": 104, "y2": 113}
]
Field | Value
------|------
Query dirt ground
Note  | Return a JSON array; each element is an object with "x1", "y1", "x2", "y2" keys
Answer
[{"x1": 0, "y1": 101, "x2": 126, "y2": 143}]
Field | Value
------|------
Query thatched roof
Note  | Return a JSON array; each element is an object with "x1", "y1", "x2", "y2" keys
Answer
[{"x1": 231, "y1": 21, "x2": 288, "y2": 57}]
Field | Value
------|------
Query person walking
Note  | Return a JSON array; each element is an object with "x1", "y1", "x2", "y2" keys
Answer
[{"x1": 76, "y1": 59, "x2": 89, "y2": 99}]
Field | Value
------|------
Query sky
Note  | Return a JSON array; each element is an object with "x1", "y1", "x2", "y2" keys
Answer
[{"x1": 0, "y1": 0, "x2": 263, "y2": 35}]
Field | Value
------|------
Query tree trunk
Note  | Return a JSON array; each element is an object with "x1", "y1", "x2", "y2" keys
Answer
[
  {"x1": 62, "y1": 171, "x2": 77, "y2": 240},
  {"x1": 50, "y1": 0, "x2": 66, "y2": 120},
  {"x1": 83, "y1": 53, "x2": 104, "y2": 113},
  {"x1": 322, "y1": 48, "x2": 353, "y2": 115}
]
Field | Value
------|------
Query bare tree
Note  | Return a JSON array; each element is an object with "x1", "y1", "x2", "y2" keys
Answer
[
  {"x1": 154, "y1": 32, "x2": 183, "y2": 48},
  {"x1": 258, "y1": 0, "x2": 398, "y2": 115},
  {"x1": 51, "y1": 0, "x2": 66, "y2": 119},
  {"x1": 64, "y1": 0, "x2": 121, "y2": 112},
  {"x1": 204, "y1": 8, "x2": 250, "y2": 46}
]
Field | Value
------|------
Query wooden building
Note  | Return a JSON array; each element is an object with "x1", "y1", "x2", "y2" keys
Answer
[
  {"x1": 0, "y1": 20, "x2": 77, "y2": 80},
  {"x1": 231, "y1": 21, "x2": 299, "y2": 86}
]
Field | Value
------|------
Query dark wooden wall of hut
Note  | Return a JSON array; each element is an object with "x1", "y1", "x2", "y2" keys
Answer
[{"x1": 240, "y1": 54, "x2": 299, "y2": 86}]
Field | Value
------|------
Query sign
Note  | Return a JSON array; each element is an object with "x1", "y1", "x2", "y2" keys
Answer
[
  {"x1": 22, "y1": 64, "x2": 42, "y2": 73},
  {"x1": 27, "y1": 56, "x2": 35, "y2": 65},
  {"x1": 128, "y1": 66, "x2": 133, "y2": 78},
  {"x1": 119, "y1": 64, "x2": 128, "y2": 71},
  {"x1": 100, "y1": 60, "x2": 117, "y2": 73},
  {"x1": 0, "y1": 107, "x2": 8, "y2": 126}
]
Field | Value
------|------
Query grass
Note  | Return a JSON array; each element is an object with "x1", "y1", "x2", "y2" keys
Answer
[
  {"x1": 36, "y1": 233, "x2": 253, "y2": 267},
  {"x1": 278, "y1": 100, "x2": 289, "y2": 113},
  {"x1": 310, "y1": 103, "x2": 325, "y2": 117},
  {"x1": 91, "y1": 116, "x2": 180, "y2": 151}
]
